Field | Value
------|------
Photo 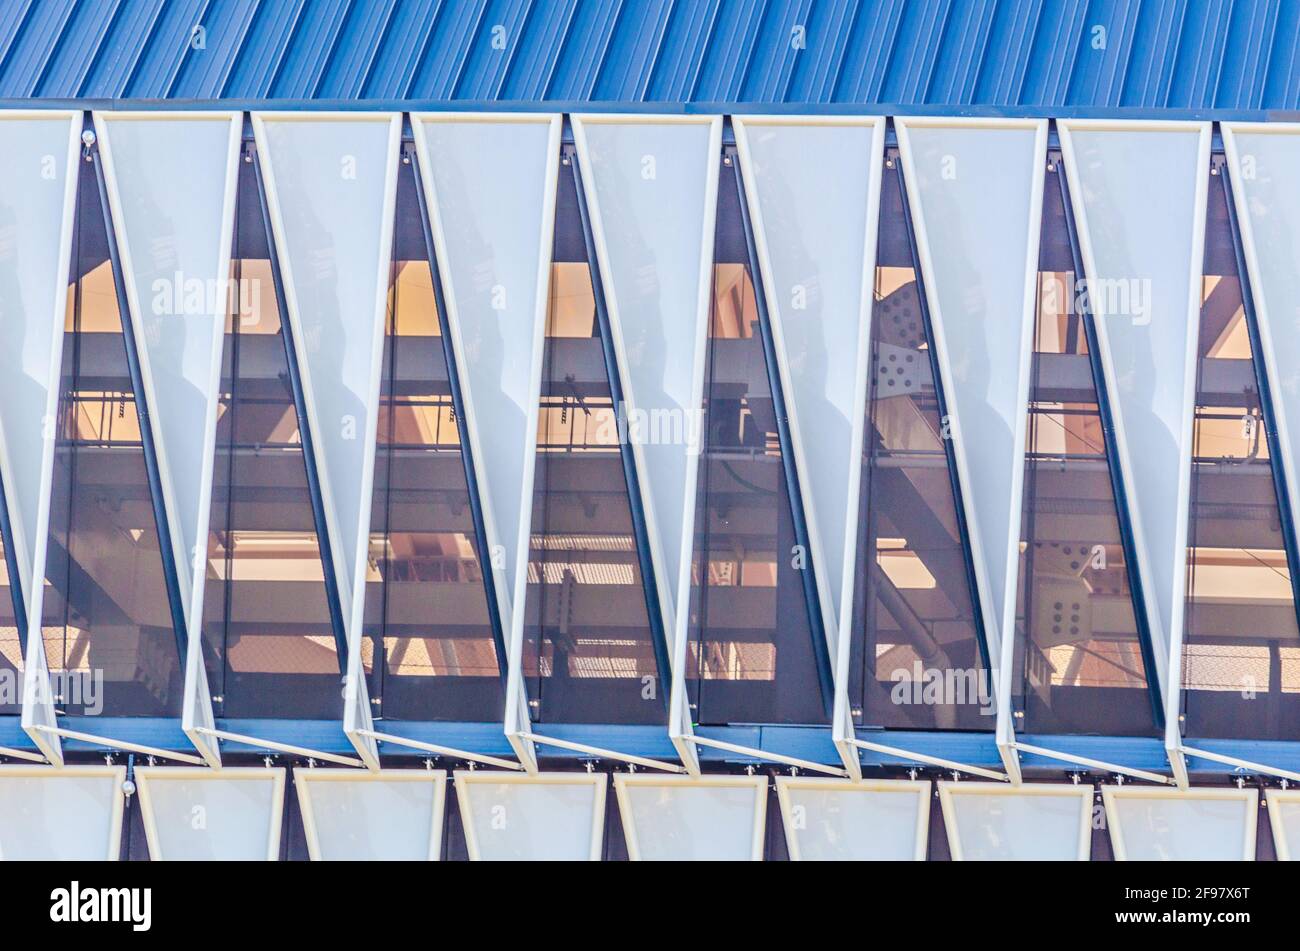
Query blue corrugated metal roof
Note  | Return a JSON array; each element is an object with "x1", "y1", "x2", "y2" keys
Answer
[{"x1": 1, "y1": 0, "x2": 1298, "y2": 117}]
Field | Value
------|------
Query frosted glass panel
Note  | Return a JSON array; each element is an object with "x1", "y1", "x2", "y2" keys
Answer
[
  {"x1": 615, "y1": 776, "x2": 765, "y2": 861},
  {"x1": 574, "y1": 117, "x2": 718, "y2": 631},
  {"x1": 1105, "y1": 788, "x2": 1255, "y2": 860},
  {"x1": 1062, "y1": 124, "x2": 1207, "y2": 687},
  {"x1": 297, "y1": 769, "x2": 445, "y2": 861},
  {"x1": 735, "y1": 119, "x2": 881, "y2": 646},
  {"x1": 254, "y1": 115, "x2": 399, "y2": 618},
  {"x1": 413, "y1": 115, "x2": 557, "y2": 638},
  {"x1": 97, "y1": 114, "x2": 240, "y2": 611},
  {"x1": 777, "y1": 778, "x2": 926, "y2": 861},
  {"x1": 0, "y1": 113, "x2": 78, "y2": 615},
  {"x1": 137, "y1": 768, "x2": 284, "y2": 861},
  {"x1": 457, "y1": 773, "x2": 604, "y2": 861},
  {"x1": 0, "y1": 767, "x2": 123, "y2": 860},
  {"x1": 900, "y1": 121, "x2": 1043, "y2": 663},
  {"x1": 1267, "y1": 793, "x2": 1300, "y2": 860},
  {"x1": 941, "y1": 783, "x2": 1089, "y2": 860},
  {"x1": 1224, "y1": 128, "x2": 1300, "y2": 554}
]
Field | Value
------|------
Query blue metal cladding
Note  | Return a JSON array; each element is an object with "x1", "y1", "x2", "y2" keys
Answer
[{"x1": 1, "y1": 0, "x2": 1299, "y2": 116}]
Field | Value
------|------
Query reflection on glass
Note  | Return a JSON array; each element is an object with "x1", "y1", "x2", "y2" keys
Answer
[
  {"x1": 1017, "y1": 163, "x2": 1152, "y2": 736},
  {"x1": 201, "y1": 159, "x2": 342, "y2": 719},
  {"x1": 368, "y1": 159, "x2": 503, "y2": 721},
  {"x1": 849, "y1": 158, "x2": 987, "y2": 730},
  {"x1": 0, "y1": 522, "x2": 17, "y2": 715},
  {"x1": 688, "y1": 162, "x2": 824, "y2": 725},
  {"x1": 41, "y1": 169, "x2": 184, "y2": 716},
  {"x1": 526, "y1": 162, "x2": 661, "y2": 724},
  {"x1": 1183, "y1": 168, "x2": 1300, "y2": 739}
]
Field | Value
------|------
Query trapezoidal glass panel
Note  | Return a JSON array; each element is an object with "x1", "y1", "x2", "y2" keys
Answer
[
  {"x1": 368, "y1": 156, "x2": 503, "y2": 722},
  {"x1": 526, "y1": 158, "x2": 661, "y2": 724},
  {"x1": 41, "y1": 162, "x2": 185, "y2": 717},
  {"x1": 848, "y1": 155, "x2": 988, "y2": 731},
  {"x1": 688, "y1": 152, "x2": 824, "y2": 725},
  {"x1": 1184, "y1": 156, "x2": 1300, "y2": 739},
  {"x1": 1017, "y1": 159, "x2": 1154, "y2": 736},
  {"x1": 201, "y1": 157, "x2": 347, "y2": 719}
]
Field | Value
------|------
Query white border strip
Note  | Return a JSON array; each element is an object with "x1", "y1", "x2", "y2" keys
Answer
[
  {"x1": 613, "y1": 772, "x2": 768, "y2": 861},
  {"x1": 938, "y1": 780, "x2": 1091, "y2": 860},
  {"x1": 135, "y1": 765, "x2": 286, "y2": 860},
  {"x1": 455, "y1": 769, "x2": 607, "y2": 861},
  {"x1": 1101, "y1": 783, "x2": 1257, "y2": 860},
  {"x1": 294, "y1": 766, "x2": 446, "y2": 860},
  {"x1": 775, "y1": 776, "x2": 929, "y2": 860},
  {"x1": 0, "y1": 764, "x2": 126, "y2": 860}
]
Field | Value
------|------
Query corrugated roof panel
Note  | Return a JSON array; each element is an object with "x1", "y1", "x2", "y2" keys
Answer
[
  {"x1": 169, "y1": 0, "x2": 261, "y2": 99},
  {"x1": 0, "y1": 0, "x2": 77, "y2": 99},
  {"x1": 220, "y1": 0, "x2": 306, "y2": 100},
  {"x1": 0, "y1": 0, "x2": 1298, "y2": 116}
]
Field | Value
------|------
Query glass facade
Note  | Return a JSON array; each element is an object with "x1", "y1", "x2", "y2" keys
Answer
[
  {"x1": 1, "y1": 110, "x2": 1298, "y2": 867},
  {"x1": 1016, "y1": 160, "x2": 1154, "y2": 737},
  {"x1": 1183, "y1": 160, "x2": 1300, "y2": 739}
]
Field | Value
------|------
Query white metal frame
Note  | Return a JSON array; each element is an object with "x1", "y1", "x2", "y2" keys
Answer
[
  {"x1": 294, "y1": 766, "x2": 446, "y2": 860},
  {"x1": 0, "y1": 764, "x2": 126, "y2": 860},
  {"x1": 93, "y1": 110, "x2": 242, "y2": 770},
  {"x1": 1058, "y1": 119, "x2": 1213, "y2": 789},
  {"x1": 895, "y1": 116, "x2": 1048, "y2": 786},
  {"x1": 135, "y1": 765, "x2": 286, "y2": 861},
  {"x1": 252, "y1": 111, "x2": 403, "y2": 771},
  {"x1": 774, "y1": 776, "x2": 929, "y2": 861},
  {"x1": 454, "y1": 769, "x2": 607, "y2": 861},
  {"x1": 938, "y1": 780, "x2": 1092, "y2": 860},
  {"x1": 0, "y1": 110, "x2": 81, "y2": 767},
  {"x1": 613, "y1": 772, "x2": 768, "y2": 861},
  {"x1": 1264, "y1": 787, "x2": 1300, "y2": 860},
  {"x1": 1101, "y1": 783, "x2": 1258, "y2": 861},
  {"x1": 733, "y1": 115, "x2": 884, "y2": 780}
]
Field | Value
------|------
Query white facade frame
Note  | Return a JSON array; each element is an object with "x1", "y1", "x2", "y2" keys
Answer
[
  {"x1": 938, "y1": 780, "x2": 1091, "y2": 860},
  {"x1": 1101, "y1": 783, "x2": 1257, "y2": 860},
  {"x1": 1058, "y1": 119, "x2": 1212, "y2": 789},
  {"x1": 252, "y1": 112, "x2": 403, "y2": 771},
  {"x1": 895, "y1": 116, "x2": 1048, "y2": 786},
  {"x1": 733, "y1": 115, "x2": 885, "y2": 780},
  {"x1": 774, "y1": 776, "x2": 929, "y2": 861},
  {"x1": 613, "y1": 772, "x2": 768, "y2": 861},
  {"x1": 294, "y1": 766, "x2": 446, "y2": 860},
  {"x1": 455, "y1": 769, "x2": 607, "y2": 861},
  {"x1": 0, "y1": 764, "x2": 126, "y2": 860},
  {"x1": 1, "y1": 109, "x2": 81, "y2": 767},
  {"x1": 135, "y1": 765, "x2": 286, "y2": 860},
  {"x1": 93, "y1": 110, "x2": 242, "y2": 769}
]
